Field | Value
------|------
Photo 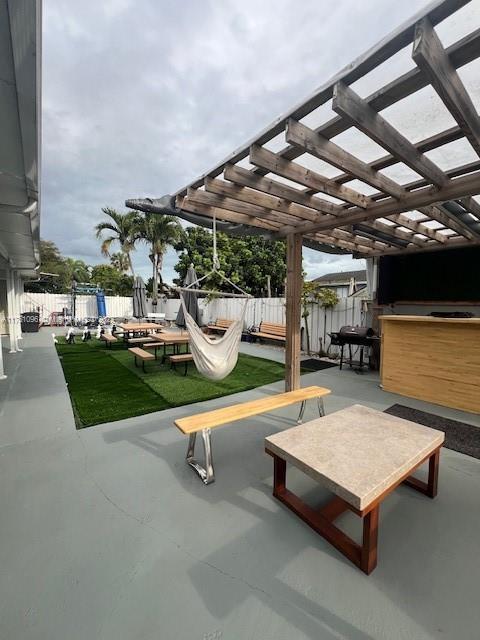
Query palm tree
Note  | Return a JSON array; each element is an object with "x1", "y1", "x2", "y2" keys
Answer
[
  {"x1": 95, "y1": 208, "x2": 140, "y2": 276},
  {"x1": 63, "y1": 258, "x2": 91, "y2": 284},
  {"x1": 137, "y1": 213, "x2": 182, "y2": 304},
  {"x1": 110, "y1": 252, "x2": 130, "y2": 273}
]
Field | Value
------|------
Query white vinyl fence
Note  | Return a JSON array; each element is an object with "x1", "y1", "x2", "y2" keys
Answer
[
  {"x1": 22, "y1": 292, "x2": 365, "y2": 354},
  {"x1": 21, "y1": 292, "x2": 145, "y2": 323},
  {"x1": 158, "y1": 296, "x2": 365, "y2": 354}
]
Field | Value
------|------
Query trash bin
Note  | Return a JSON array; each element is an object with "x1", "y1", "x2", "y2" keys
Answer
[{"x1": 21, "y1": 312, "x2": 40, "y2": 333}]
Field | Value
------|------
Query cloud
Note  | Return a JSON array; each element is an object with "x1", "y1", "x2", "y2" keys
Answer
[{"x1": 42, "y1": 0, "x2": 462, "y2": 283}]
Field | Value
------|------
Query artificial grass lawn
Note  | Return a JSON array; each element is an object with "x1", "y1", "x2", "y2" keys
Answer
[{"x1": 56, "y1": 338, "x2": 286, "y2": 428}]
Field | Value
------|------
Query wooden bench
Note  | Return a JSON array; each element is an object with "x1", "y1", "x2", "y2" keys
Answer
[
  {"x1": 169, "y1": 353, "x2": 194, "y2": 376},
  {"x1": 142, "y1": 342, "x2": 166, "y2": 359},
  {"x1": 251, "y1": 321, "x2": 286, "y2": 343},
  {"x1": 206, "y1": 318, "x2": 234, "y2": 334},
  {"x1": 126, "y1": 336, "x2": 154, "y2": 346},
  {"x1": 101, "y1": 334, "x2": 117, "y2": 348},
  {"x1": 174, "y1": 385, "x2": 331, "y2": 484},
  {"x1": 128, "y1": 347, "x2": 155, "y2": 372}
]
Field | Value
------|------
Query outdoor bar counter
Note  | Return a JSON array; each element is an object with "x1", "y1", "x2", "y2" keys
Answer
[{"x1": 380, "y1": 315, "x2": 480, "y2": 414}]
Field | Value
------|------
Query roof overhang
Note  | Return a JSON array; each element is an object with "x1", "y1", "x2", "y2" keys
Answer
[
  {"x1": 0, "y1": 0, "x2": 41, "y2": 277},
  {"x1": 127, "y1": 0, "x2": 480, "y2": 259}
]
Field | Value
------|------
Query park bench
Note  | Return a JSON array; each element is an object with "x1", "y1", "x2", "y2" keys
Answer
[
  {"x1": 101, "y1": 334, "x2": 117, "y2": 348},
  {"x1": 251, "y1": 321, "x2": 286, "y2": 343},
  {"x1": 128, "y1": 347, "x2": 155, "y2": 372},
  {"x1": 206, "y1": 318, "x2": 234, "y2": 334},
  {"x1": 174, "y1": 385, "x2": 330, "y2": 484},
  {"x1": 169, "y1": 353, "x2": 194, "y2": 376}
]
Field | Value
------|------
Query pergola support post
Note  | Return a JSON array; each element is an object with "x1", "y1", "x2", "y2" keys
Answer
[{"x1": 285, "y1": 233, "x2": 302, "y2": 391}]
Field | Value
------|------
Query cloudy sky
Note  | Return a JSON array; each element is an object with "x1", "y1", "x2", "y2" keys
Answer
[{"x1": 41, "y1": 0, "x2": 464, "y2": 283}]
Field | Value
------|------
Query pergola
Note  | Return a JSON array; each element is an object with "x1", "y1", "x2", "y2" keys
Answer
[{"x1": 128, "y1": 0, "x2": 480, "y2": 391}]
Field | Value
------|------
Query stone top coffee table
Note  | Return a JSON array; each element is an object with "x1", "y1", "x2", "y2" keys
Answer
[{"x1": 265, "y1": 404, "x2": 445, "y2": 574}]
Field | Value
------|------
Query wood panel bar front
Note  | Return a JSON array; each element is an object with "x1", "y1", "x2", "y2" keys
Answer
[{"x1": 380, "y1": 315, "x2": 480, "y2": 414}]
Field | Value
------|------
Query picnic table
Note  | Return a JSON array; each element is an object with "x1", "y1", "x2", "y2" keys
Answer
[
  {"x1": 118, "y1": 322, "x2": 164, "y2": 334},
  {"x1": 153, "y1": 332, "x2": 190, "y2": 362},
  {"x1": 118, "y1": 322, "x2": 164, "y2": 343},
  {"x1": 265, "y1": 404, "x2": 444, "y2": 574}
]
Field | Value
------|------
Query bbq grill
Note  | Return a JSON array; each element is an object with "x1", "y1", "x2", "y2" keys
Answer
[{"x1": 329, "y1": 326, "x2": 379, "y2": 371}]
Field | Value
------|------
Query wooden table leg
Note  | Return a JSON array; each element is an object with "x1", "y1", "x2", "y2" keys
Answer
[
  {"x1": 427, "y1": 448, "x2": 440, "y2": 498},
  {"x1": 268, "y1": 451, "x2": 380, "y2": 575},
  {"x1": 361, "y1": 505, "x2": 379, "y2": 575},
  {"x1": 403, "y1": 447, "x2": 440, "y2": 498},
  {"x1": 273, "y1": 456, "x2": 286, "y2": 496}
]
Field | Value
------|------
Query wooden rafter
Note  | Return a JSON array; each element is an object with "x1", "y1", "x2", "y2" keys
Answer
[
  {"x1": 277, "y1": 169, "x2": 480, "y2": 236},
  {"x1": 332, "y1": 81, "x2": 448, "y2": 187},
  {"x1": 286, "y1": 118, "x2": 406, "y2": 199},
  {"x1": 215, "y1": 172, "x2": 426, "y2": 248},
  {"x1": 177, "y1": 196, "x2": 280, "y2": 232},
  {"x1": 224, "y1": 164, "x2": 339, "y2": 215},
  {"x1": 249, "y1": 145, "x2": 369, "y2": 208},
  {"x1": 412, "y1": 18, "x2": 480, "y2": 158}
]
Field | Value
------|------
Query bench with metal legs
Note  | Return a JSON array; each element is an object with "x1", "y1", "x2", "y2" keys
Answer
[{"x1": 175, "y1": 386, "x2": 331, "y2": 485}]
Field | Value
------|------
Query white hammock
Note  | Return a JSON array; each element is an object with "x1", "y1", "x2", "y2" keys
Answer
[{"x1": 180, "y1": 296, "x2": 248, "y2": 381}]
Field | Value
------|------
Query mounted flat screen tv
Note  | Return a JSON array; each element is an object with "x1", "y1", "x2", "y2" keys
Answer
[{"x1": 378, "y1": 246, "x2": 480, "y2": 304}]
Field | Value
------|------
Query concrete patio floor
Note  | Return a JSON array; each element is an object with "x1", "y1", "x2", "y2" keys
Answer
[{"x1": 1, "y1": 329, "x2": 479, "y2": 640}]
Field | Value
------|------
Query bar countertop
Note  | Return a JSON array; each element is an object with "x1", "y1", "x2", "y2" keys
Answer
[{"x1": 379, "y1": 315, "x2": 480, "y2": 325}]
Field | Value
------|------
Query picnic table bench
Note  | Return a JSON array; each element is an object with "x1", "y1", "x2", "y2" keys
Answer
[
  {"x1": 251, "y1": 321, "x2": 286, "y2": 343},
  {"x1": 128, "y1": 347, "x2": 155, "y2": 372},
  {"x1": 169, "y1": 353, "x2": 194, "y2": 375},
  {"x1": 101, "y1": 334, "x2": 117, "y2": 348},
  {"x1": 126, "y1": 336, "x2": 155, "y2": 346},
  {"x1": 174, "y1": 385, "x2": 330, "y2": 484}
]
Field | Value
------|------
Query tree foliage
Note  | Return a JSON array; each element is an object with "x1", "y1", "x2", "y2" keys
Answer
[
  {"x1": 25, "y1": 239, "x2": 134, "y2": 295},
  {"x1": 136, "y1": 213, "x2": 183, "y2": 302},
  {"x1": 173, "y1": 227, "x2": 286, "y2": 297},
  {"x1": 95, "y1": 208, "x2": 141, "y2": 276},
  {"x1": 90, "y1": 264, "x2": 134, "y2": 296}
]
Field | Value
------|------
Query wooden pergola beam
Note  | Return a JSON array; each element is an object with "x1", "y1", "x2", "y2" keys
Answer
[
  {"x1": 286, "y1": 118, "x2": 406, "y2": 199},
  {"x1": 460, "y1": 197, "x2": 480, "y2": 220},
  {"x1": 332, "y1": 81, "x2": 448, "y2": 187},
  {"x1": 249, "y1": 144, "x2": 369, "y2": 208},
  {"x1": 276, "y1": 168, "x2": 480, "y2": 236},
  {"x1": 383, "y1": 213, "x2": 446, "y2": 243},
  {"x1": 204, "y1": 176, "x2": 320, "y2": 223},
  {"x1": 224, "y1": 164, "x2": 339, "y2": 215},
  {"x1": 187, "y1": 188, "x2": 289, "y2": 224},
  {"x1": 177, "y1": 196, "x2": 280, "y2": 232},
  {"x1": 412, "y1": 18, "x2": 480, "y2": 158},
  {"x1": 218, "y1": 170, "x2": 425, "y2": 248},
  {"x1": 333, "y1": 126, "x2": 462, "y2": 185},
  {"x1": 310, "y1": 233, "x2": 375, "y2": 255},
  {"x1": 286, "y1": 119, "x2": 453, "y2": 242},
  {"x1": 284, "y1": 119, "x2": 454, "y2": 243},
  {"x1": 200, "y1": 180, "x2": 389, "y2": 253},
  {"x1": 369, "y1": 235, "x2": 474, "y2": 257}
]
